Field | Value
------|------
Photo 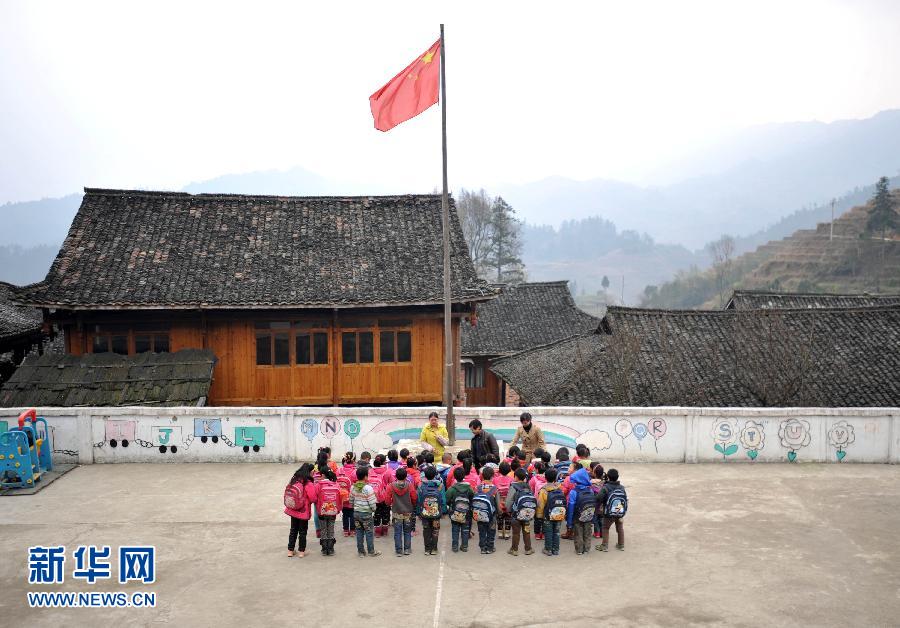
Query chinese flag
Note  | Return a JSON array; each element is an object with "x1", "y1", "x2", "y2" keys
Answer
[{"x1": 370, "y1": 39, "x2": 440, "y2": 132}]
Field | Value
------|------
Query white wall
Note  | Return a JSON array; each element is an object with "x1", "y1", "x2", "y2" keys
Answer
[{"x1": 1, "y1": 406, "x2": 898, "y2": 464}]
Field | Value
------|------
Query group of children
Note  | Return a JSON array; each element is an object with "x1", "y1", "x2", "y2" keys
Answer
[{"x1": 283, "y1": 443, "x2": 627, "y2": 558}]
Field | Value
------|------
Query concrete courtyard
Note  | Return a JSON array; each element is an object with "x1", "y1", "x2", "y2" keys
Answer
[{"x1": 1, "y1": 462, "x2": 899, "y2": 627}]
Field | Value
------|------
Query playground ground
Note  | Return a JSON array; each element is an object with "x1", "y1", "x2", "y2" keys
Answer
[{"x1": 1, "y1": 463, "x2": 899, "y2": 627}]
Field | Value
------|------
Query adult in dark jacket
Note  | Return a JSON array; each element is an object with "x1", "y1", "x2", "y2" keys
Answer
[{"x1": 468, "y1": 419, "x2": 499, "y2": 469}]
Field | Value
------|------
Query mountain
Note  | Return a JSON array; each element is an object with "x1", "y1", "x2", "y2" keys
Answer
[
  {"x1": 497, "y1": 110, "x2": 900, "y2": 249},
  {"x1": 641, "y1": 183, "x2": 900, "y2": 309}
]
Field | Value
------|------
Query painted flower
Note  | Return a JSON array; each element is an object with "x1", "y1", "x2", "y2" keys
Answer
[
  {"x1": 740, "y1": 421, "x2": 766, "y2": 451},
  {"x1": 710, "y1": 419, "x2": 739, "y2": 446},
  {"x1": 827, "y1": 421, "x2": 855, "y2": 448},
  {"x1": 778, "y1": 418, "x2": 811, "y2": 450}
]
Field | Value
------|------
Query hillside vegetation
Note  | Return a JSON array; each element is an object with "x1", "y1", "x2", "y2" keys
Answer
[{"x1": 642, "y1": 187, "x2": 900, "y2": 309}]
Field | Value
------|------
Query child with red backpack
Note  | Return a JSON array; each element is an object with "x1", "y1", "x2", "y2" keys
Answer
[
  {"x1": 340, "y1": 452, "x2": 356, "y2": 537},
  {"x1": 316, "y1": 468, "x2": 344, "y2": 556},
  {"x1": 472, "y1": 466, "x2": 501, "y2": 554},
  {"x1": 369, "y1": 454, "x2": 391, "y2": 538},
  {"x1": 536, "y1": 467, "x2": 565, "y2": 556},
  {"x1": 384, "y1": 467, "x2": 418, "y2": 556},
  {"x1": 494, "y1": 461, "x2": 513, "y2": 540},
  {"x1": 284, "y1": 463, "x2": 318, "y2": 558},
  {"x1": 416, "y1": 466, "x2": 447, "y2": 555}
]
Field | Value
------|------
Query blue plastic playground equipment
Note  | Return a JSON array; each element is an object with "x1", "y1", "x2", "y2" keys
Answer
[{"x1": 0, "y1": 408, "x2": 53, "y2": 489}]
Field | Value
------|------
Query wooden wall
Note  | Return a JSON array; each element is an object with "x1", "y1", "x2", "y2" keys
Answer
[
  {"x1": 62, "y1": 310, "x2": 456, "y2": 406},
  {"x1": 463, "y1": 357, "x2": 503, "y2": 406}
]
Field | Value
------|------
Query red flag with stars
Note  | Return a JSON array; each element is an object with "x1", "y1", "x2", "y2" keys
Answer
[{"x1": 369, "y1": 39, "x2": 440, "y2": 132}]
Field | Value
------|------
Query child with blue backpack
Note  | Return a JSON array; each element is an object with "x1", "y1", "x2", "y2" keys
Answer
[
  {"x1": 416, "y1": 466, "x2": 447, "y2": 555},
  {"x1": 566, "y1": 466, "x2": 597, "y2": 554},
  {"x1": 445, "y1": 466, "x2": 474, "y2": 552},
  {"x1": 505, "y1": 468, "x2": 537, "y2": 556},
  {"x1": 472, "y1": 466, "x2": 502, "y2": 554},
  {"x1": 536, "y1": 467, "x2": 565, "y2": 555},
  {"x1": 596, "y1": 468, "x2": 627, "y2": 552}
]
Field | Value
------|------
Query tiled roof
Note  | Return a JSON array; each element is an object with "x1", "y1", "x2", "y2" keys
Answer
[
  {"x1": 17, "y1": 188, "x2": 496, "y2": 309},
  {"x1": 0, "y1": 282, "x2": 42, "y2": 343},
  {"x1": 0, "y1": 349, "x2": 217, "y2": 407},
  {"x1": 460, "y1": 281, "x2": 599, "y2": 356},
  {"x1": 491, "y1": 305, "x2": 900, "y2": 407},
  {"x1": 725, "y1": 289, "x2": 900, "y2": 310}
]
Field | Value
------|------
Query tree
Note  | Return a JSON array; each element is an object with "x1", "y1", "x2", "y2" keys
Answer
[
  {"x1": 601, "y1": 275, "x2": 610, "y2": 290},
  {"x1": 706, "y1": 234, "x2": 736, "y2": 308},
  {"x1": 866, "y1": 176, "x2": 898, "y2": 293},
  {"x1": 485, "y1": 196, "x2": 525, "y2": 283},
  {"x1": 456, "y1": 188, "x2": 493, "y2": 278}
]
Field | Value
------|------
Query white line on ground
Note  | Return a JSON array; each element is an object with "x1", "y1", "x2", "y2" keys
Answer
[{"x1": 433, "y1": 549, "x2": 446, "y2": 628}]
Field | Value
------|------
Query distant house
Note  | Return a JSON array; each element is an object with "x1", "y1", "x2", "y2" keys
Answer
[
  {"x1": 460, "y1": 281, "x2": 599, "y2": 405},
  {"x1": 0, "y1": 282, "x2": 48, "y2": 384},
  {"x1": 491, "y1": 302, "x2": 900, "y2": 407},
  {"x1": 13, "y1": 188, "x2": 495, "y2": 406},
  {"x1": 725, "y1": 289, "x2": 900, "y2": 310}
]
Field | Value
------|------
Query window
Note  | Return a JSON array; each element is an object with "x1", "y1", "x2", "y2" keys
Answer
[
  {"x1": 380, "y1": 330, "x2": 412, "y2": 363},
  {"x1": 465, "y1": 363, "x2": 485, "y2": 389},
  {"x1": 88, "y1": 323, "x2": 169, "y2": 355},
  {"x1": 342, "y1": 331, "x2": 374, "y2": 364},
  {"x1": 256, "y1": 320, "x2": 330, "y2": 367},
  {"x1": 255, "y1": 321, "x2": 290, "y2": 366},
  {"x1": 135, "y1": 334, "x2": 169, "y2": 353},
  {"x1": 296, "y1": 332, "x2": 329, "y2": 365}
]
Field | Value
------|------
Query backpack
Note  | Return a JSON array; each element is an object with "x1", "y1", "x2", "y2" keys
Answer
[
  {"x1": 554, "y1": 461, "x2": 571, "y2": 482},
  {"x1": 318, "y1": 480, "x2": 341, "y2": 517},
  {"x1": 420, "y1": 482, "x2": 442, "y2": 519},
  {"x1": 574, "y1": 488, "x2": 597, "y2": 523},
  {"x1": 450, "y1": 492, "x2": 471, "y2": 523},
  {"x1": 545, "y1": 488, "x2": 566, "y2": 522},
  {"x1": 604, "y1": 485, "x2": 628, "y2": 518},
  {"x1": 512, "y1": 488, "x2": 537, "y2": 522},
  {"x1": 283, "y1": 482, "x2": 308, "y2": 515},
  {"x1": 337, "y1": 474, "x2": 351, "y2": 502},
  {"x1": 471, "y1": 485, "x2": 497, "y2": 523}
]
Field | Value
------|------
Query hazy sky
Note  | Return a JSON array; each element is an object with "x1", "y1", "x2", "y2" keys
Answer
[{"x1": 2, "y1": 0, "x2": 900, "y2": 204}]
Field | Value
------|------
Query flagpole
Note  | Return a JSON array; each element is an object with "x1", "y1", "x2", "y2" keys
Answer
[{"x1": 439, "y1": 23, "x2": 455, "y2": 444}]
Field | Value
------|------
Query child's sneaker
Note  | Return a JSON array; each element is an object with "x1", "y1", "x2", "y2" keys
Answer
[
  {"x1": 396, "y1": 551, "x2": 403, "y2": 557},
  {"x1": 507, "y1": 548, "x2": 518, "y2": 556},
  {"x1": 403, "y1": 549, "x2": 411, "y2": 555},
  {"x1": 460, "y1": 545, "x2": 468, "y2": 552},
  {"x1": 616, "y1": 544, "x2": 625, "y2": 551},
  {"x1": 368, "y1": 551, "x2": 382, "y2": 557},
  {"x1": 524, "y1": 548, "x2": 534, "y2": 555},
  {"x1": 358, "y1": 552, "x2": 367, "y2": 558},
  {"x1": 593, "y1": 532, "x2": 601, "y2": 538},
  {"x1": 542, "y1": 549, "x2": 552, "y2": 556},
  {"x1": 596, "y1": 544, "x2": 608, "y2": 552}
]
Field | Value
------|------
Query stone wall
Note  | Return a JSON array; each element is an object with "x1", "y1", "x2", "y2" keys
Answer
[{"x1": 2, "y1": 406, "x2": 898, "y2": 465}]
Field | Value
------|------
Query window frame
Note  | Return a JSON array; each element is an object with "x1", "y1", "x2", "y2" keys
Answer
[
  {"x1": 255, "y1": 320, "x2": 331, "y2": 368},
  {"x1": 87, "y1": 323, "x2": 171, "y2": 356}
]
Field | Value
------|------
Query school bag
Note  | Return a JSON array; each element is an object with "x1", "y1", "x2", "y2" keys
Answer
[
  {"x1": 604, "y1": 485, "x2": 628, "y2": 518},
  {"x1": 574, "y1": 488, "x2": 597, "y2": 523},
  {"x1": 450, "y1": 493, "x2": 471, "y2": 524},
  {"x1": 554, "y1": 461, "x2": 571, "y2": 482},
  {"x1": 337, "y1": 474, "x2": 351, "y2": 503},
  {"x1": 318, "y1": 480, "x2": 341, "y2": 517},
  {"x1": 420, "y1": 482, "x2": 443, "y2": 519},
  {"x1": 545, "y1": 487, "x2": 567, "y2": 522},
  {"x1": 512, "y1": 488, "x2": 537, "y2": 522},
  {"x1": 471, "y1": 485, "x2": 497, "y2": 523},
  {"x1": 283, "y1": 482, "x2": 308, "y2": 515}
]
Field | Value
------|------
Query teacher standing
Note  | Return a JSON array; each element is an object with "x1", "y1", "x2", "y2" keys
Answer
[
  {"x1": 469, "y1": 419, "x2": 499, "y2": 469},
  {"x1": 419, "y1": 411, "x2": 450, "y2": 460},
  {"x1": 510, "y1": 412, "x2": 545, "y2": 462}
]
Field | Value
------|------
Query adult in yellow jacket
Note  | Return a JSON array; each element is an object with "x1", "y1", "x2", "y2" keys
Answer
[{"x1": 419, "y1": 411, "x2": 450, "y2": 460}]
